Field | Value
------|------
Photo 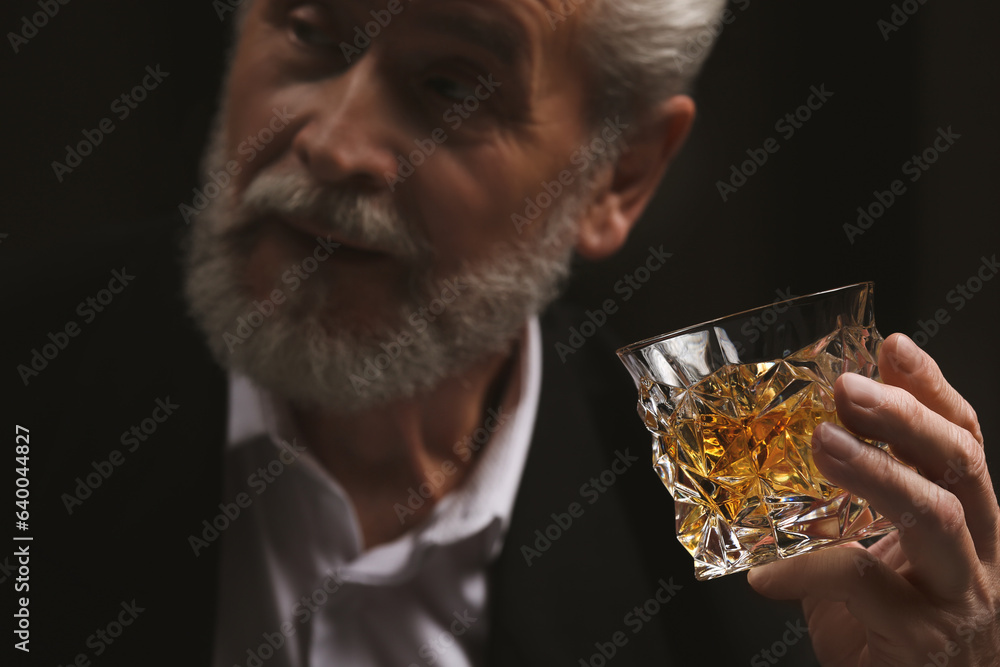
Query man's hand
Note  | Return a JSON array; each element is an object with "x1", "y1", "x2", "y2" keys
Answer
[{"x1": 747, "y1": 333, "x2": 1000, "y2": 666}]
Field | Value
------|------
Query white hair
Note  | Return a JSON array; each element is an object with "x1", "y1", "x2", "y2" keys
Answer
[
  {"x1": 580, "y1": 0, "x2": 727, "y2": 125},
  {"x1": 184, "y1": 142, "x2": 588, "y2": 411},
  {"x1": 229, "y1": 0, "x2": 726, "y2": 125}
]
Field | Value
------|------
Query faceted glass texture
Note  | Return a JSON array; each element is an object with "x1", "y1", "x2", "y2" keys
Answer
[{"x1": 618, "y1": 283, "x2": 897, "y2": 580}]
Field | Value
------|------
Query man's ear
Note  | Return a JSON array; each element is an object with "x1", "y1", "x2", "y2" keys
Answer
[{"x1": 575, "y1": 95, "x2": 695, "y2": 260}]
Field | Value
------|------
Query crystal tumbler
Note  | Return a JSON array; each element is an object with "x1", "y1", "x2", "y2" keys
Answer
[{"x1": 617, "y1": 282, "x2": 897, "y2": 580}]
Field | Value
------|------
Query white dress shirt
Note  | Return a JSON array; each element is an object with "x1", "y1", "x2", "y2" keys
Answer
[{"x1": 212, "y1": 317, "x2": 542, "y2": 667}]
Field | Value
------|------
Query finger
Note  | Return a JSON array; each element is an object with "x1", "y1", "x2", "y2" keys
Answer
[
  {"x1": 812, "y1": 421, "x2": 977, "y2": 599},
  {"x1": 866, "y1": 530, "x2": 907, "y2": 571},
  {"x1": 834, "y1": 372, "x2": 1000, "y2": 561},
  {"x1": 801, "y1": 598, "x2": 868, "y2": 667},
  {"x1": 879, "y1": 333, "x2": 983, "y2": 445},
  {"x1": 826, "y1": 535, "x2": 906, "y2": 572},
  {"x1": 747, "y1": 546, "x2": 924, "y2": 640}
]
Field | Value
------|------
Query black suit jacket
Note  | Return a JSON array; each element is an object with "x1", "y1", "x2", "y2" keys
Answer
[{"x1": 8, "y1": 216, "x2": 818, "y2": 666}]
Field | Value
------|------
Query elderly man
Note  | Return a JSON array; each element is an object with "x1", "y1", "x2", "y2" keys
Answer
[{"x1": 25, "y1": 0, "x2": 998, "y2": 666}]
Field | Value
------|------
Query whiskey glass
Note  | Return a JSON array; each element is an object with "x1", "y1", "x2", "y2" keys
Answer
[{"x1": 617, "y1": 282, "x2": 897, "y2": 580}]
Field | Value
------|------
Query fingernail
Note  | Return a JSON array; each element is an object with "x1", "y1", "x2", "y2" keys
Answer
[
  {"x1": 812, "y1": 423, "x2": 824, "y2": 454},
  {"x1": 841, "y1": 372, "x2": 882, "y2": 408},
  {"x1": 892, "y1": 333, "x2": 921, "y2": 373},
  {"x1": 813, "y1": 422, "x2": 857, "y2": 461}
]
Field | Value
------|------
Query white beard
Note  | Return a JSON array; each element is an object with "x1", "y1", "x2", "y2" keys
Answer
[{"x1": 183, "y1": 114, "x2": 597, "y2": 412}]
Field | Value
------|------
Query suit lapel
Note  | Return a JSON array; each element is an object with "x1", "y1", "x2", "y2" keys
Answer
[
  {"x1": 486, "y1": 302, "x2": 823, "y2": 666},
  {"x1": 486, "y1": 304, "x2": 678, "y2": 666}
]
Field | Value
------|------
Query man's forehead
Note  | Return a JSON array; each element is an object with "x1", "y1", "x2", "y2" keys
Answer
[
  {"x1": 328, "y1": 0, "x2": 570, "y2": 13},
  {"x1": 306, "y1": 0, "x2": 586, "y2": 40},
  {"x1": 259, "y1": 0, "x2": 590, "y2": 80},
  {"x1": 411, "y1": 11, "x2": 524, "y2": 68}
]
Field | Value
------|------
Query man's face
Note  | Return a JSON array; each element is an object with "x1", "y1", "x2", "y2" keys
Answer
[{"x1": 185, "y1": 0, "x2": 615, "y2": 409}]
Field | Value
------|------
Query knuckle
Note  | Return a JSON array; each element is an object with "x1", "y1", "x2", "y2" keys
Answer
[
  {"x1": 915, "y1": 346, "x2": 943, "y2": 381},
  {"x1": 878, "y1": 381, "x2": 902, "y2": 410},
  {"x1": 878, "y1": 383, "x2": 925, "y2": 436},
  {"x1": 945, "y1": 384, "x2": 982, "y2": 443},
  {"x1": 966, "y1": 404, "x2": 985, "y2": 445},
  {"x1": 940, "y1": 431, "x2": 991, "y2": 493},
  {"x1": 964, "y1": 439, "x2": 990, "y2": 486},
  {"x1": 927, "y1": 489, "x2": 967, "y2": 538},
  {"x1": 864, "y1": 442, "x2": 899, "y2": 481},
  {"x1": 893, "y1": 388, "x2": 926, "y2": 429}
]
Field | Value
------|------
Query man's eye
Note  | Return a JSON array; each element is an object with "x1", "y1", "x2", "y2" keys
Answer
[
  {"x1": 290, "y1": 17, "x2": 336, "y2": 49},
  {"x1": 425, "y1": 76, "x2": 478, "y2": 102}
]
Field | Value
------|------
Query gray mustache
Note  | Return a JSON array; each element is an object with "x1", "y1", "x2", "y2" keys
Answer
[{"x1": 238, "y1": 172, "x2": 429, "y2": 261}]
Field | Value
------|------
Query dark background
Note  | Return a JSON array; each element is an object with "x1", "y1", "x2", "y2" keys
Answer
[
  {"x1": 2, "y1": 1, "x2": 998, "y2": 661},
  {"x1": 4, "y1": 1, "x2": 997, "y2": 441},
  {"x1": 569, "y1": 0, "x2": 1000, "y2": 447}
]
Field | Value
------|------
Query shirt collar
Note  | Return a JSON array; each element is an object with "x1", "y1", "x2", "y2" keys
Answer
[
  {"x1": 225, "y1": 315, "x2": 543, "y2": 574},
  {"x1": 419, "y1": 315, "x2": 542, "y2": 553}
]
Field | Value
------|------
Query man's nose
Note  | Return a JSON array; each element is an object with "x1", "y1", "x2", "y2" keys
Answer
[{"x1": 291, "y1": 59, "x2": 402, "y2": 192}]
